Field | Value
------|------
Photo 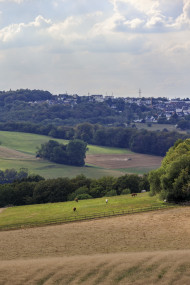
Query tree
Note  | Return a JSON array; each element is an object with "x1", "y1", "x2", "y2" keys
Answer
[
  {"x1": 36, "y1": 139, "x2": 87, "y2": 166},
  {"x1": 114, "y1": 174, "x2": 140, "y2": 194},
  {"x1": 148, "y1": 138, "x2": 190, "y2": 202},
  {"x1": 66, "y1": 139, "x2": 87, "y2": 166},
  {"x1": 75, "y1": 123, "x2": 94, "y2": 143}
]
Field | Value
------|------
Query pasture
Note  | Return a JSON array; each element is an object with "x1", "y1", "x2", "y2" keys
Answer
[
  {"x1": 0, "y1": 131, "x2": 162, "y2": 178},
  {"x1": 0, "y1": 193, "x2": 166, "y2": 230}
]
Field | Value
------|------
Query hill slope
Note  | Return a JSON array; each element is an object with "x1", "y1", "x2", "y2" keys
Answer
[
  {"x1": 1, "y1": 250, "x2": 190, "y2": 285},
  {"x1": 0, "y1": 207, "x2": 190, "y2": 284},
  {"x1": 0, "y1": 131, "x2": 162, "y2": 178}
]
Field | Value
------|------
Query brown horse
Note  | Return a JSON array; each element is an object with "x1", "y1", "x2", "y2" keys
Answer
[
  {"x1": 73, "y1": 207, "x2": 77, "y2": 212},
  {"x1": 131, "y1": 193, "x2": 137, "y2": 197},
  {"x1": 74, "y1": 198, "x2": 78, "y2": 202}
]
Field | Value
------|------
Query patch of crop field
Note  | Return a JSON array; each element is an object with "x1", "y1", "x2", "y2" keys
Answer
[
  {"x1": 1, "y1": 251, "x2": 190, "y2": 285},
  {"x1": 85, "y1": 153, "x2": 162, "y2": 170},
  {"x1": 0, "y1": 193, "x2": 166, "y2": 229}
]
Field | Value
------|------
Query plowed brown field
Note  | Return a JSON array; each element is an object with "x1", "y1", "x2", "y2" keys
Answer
[
  {"x1": 1, "y1": 207, "x2": 190, "y2": 284},
  {"x1": 86, "y1": 153, "x2": 162, "y2": 169}
]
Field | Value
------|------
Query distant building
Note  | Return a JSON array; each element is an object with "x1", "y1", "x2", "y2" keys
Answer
[{"x1": 90, "y1": 95, "x2": 104, "y2": 102}]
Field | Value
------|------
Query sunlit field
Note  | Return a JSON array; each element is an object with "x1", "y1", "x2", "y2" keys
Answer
[{"x1": 0, "y1": 193, "x2": 167, "y2": 229}]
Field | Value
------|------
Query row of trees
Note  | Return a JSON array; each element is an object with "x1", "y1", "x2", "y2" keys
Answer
[
  {"x1": 0, "y1": 168, "x2": 28, "y2": 184},
  {"x1": 0, "y1": 122, "x2": 188, "y2": 156},
  {"x1": 0, "y1": 173, "x2": 149, "y2": 207},
  {"x1": 36, "y1": 139, "x2": 87, "y2": 166}
]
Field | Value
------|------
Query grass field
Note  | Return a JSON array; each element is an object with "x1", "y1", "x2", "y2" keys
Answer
[
  {"x1": 0, "y1": 131, "x2": 162, "y2": 178},
  {"x1": 0, "y1": 131, "x2": 130, "y2": 156},
  {"x1": 0, "y1": 193, "x2": 167, "y2": 229}
]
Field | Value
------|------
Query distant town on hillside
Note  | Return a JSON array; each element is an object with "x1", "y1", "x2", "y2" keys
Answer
[{"x1": 0, "y1": 89, "x2": 190, "y2": 129}]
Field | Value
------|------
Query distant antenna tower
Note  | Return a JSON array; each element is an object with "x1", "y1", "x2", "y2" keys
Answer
[{"x1": 139, "y1": 88, "x2": 142, "y2": 98}]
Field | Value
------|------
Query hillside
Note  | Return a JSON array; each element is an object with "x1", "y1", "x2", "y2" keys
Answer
[
  {"x1": 0, "y1": 131, "x2": 162, "y2": 178},
  {"x1": 0, "y1": 207, "x2": 190, "y2": 284}
]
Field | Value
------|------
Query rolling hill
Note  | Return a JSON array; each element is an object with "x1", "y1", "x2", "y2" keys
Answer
[{"x1": 0, "y1": 131, "x2": 162, "y2": 178}]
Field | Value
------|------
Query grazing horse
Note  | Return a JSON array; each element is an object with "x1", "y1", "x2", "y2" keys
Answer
[
  {"x1": 75, "y1": 198, "x2": 78, "y2": 202},
  {"x1": 73, "y1": 207, "x2": 77, "y2": 212},
  {"x1": 105, "y1": 199, "x2": 108, "y2": 204},
  {"x1": 131, "y1": 193, "x2": 137, "y2": 197}
]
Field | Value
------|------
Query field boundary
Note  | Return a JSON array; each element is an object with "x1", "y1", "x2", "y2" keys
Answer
[{"x1": 0, "y1": 204, "x2": 175, "y2": 231}]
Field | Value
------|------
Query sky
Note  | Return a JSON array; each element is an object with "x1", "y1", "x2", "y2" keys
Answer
[{"x1": 0, "y1": 0, "x2": 190, "y2": 98}]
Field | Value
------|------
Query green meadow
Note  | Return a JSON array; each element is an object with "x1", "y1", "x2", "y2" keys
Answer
[
  {"x1": 0, "y1": 131, "x2": 130, "y2": 155},
  {"x1": 0, "y1": 193, "x2": 169, "y2": 230}
]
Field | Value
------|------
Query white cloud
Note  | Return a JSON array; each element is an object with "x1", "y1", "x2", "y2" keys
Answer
[
  {"x1": 0, "y1": 0, "x2": 190, "y2": 98},
  {"x1": 107, "y1": 0, "x2": 190, "y2": 33},
  {"x1": 0, "y1": 15, "x2": 52, "y2": 47},
  {"x1": 0, "y1": 0, "x2": 25, "y2": 3},
  {"x1": 174, "y1": 0, "x2": 190, "y2": 28}
]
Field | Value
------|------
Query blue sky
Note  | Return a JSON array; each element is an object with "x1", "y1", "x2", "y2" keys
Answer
[{"x1": 0, "y1": 0, "x2": 190, "y2": 98}]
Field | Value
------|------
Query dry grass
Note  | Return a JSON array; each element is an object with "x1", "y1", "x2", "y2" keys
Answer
[
  {"x1": 1, "y1": 251, "x2": 190, "y2": 284},
  {"x1": 0, "y1": 146, "x2": 35, "y2": 160},
  {"x1": 1, "y1": 207, "x2": 190, "y2": 284}
]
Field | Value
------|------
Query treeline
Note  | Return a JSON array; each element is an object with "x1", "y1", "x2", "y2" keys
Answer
[
  {"x1": 0, "y1": 168, "x2": 29, "y2": 184},
  {"x1": 36, "y1": 139, "x2": 87, "y2": 166},
  {"x1": 0, "y1": 122, "x2": 188, "y2": 156},
  {"x1": 0, "y1": 89, "x2": 52, "y2": 106},
  {"x1": 0, "y1": 173, "x2": 149, "y2": 207}
]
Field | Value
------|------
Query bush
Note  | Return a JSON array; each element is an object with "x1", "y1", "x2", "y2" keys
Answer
[
  {"x1": 121, "y1": 188, "x2": 131, "y2": 195},
  {"x1": 75, "y1": 186, "x2": 89, "y2": 195},
  {"x1": 76, "y1": 193, "x2": 92, "y2": 200},
  {"x1": 67, "y1": 192, "x2": 77, "y2": 201},
  {"x1": 105, "y1": 190, "x2": 117, "y2": 197}
]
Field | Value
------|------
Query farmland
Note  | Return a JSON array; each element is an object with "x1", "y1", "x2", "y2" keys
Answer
[
  {"x1": 1, "y1": 204, "x2": 190, "y2": 284},
  {"x1": 0, "y1": 131, "x2": 162, "y2": 178}
]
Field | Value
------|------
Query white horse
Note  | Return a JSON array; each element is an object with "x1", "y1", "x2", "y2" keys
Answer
[{"x1": 105, "y1": 199, "x2": 108, "y2": 204}]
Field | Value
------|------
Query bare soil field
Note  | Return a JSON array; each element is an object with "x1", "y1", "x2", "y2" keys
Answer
[
  {"x1": 1, "y1": 207, "x2": 190, "y2": 284},
  {"x1": 86, "y1": 153, "x2": 163, "y2": 169}
]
